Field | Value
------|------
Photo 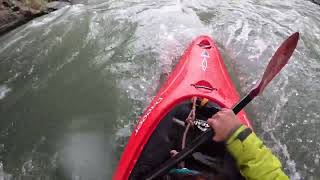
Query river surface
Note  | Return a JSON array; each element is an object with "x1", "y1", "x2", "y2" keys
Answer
[{"x1": 0, "y1": 0, "x2": 319, "y2": 179}]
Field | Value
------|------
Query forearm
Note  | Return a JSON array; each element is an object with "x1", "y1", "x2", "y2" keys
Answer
[{"x1": 226, "y1": 125, "x2": 289, "y2": 180}]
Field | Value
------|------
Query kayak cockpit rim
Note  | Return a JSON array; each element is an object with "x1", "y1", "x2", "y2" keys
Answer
[{"x1": 127, "y1": 94, "x2": 230, "y2": 176}]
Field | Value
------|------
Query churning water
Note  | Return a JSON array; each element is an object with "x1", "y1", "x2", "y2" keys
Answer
[{"x1": 0, "y1": 0, "x2": 319, "y2": 179}]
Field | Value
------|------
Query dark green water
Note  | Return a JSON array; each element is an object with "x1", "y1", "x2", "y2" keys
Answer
[{"x1": 0, "y1": 0, "x2": 319, "y2": 179}]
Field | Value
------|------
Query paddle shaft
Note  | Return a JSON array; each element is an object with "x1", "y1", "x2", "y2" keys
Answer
[
  {"x1": 145, "y1": 94, "x2": 253, "y2": 180},
  {"x1": 145, "y1": 130, "x2": 214, "y2": 180}
]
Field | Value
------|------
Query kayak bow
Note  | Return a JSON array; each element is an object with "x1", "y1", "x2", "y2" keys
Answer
[{"x1": 113, "y1": 36, "x2": 252, "y2": 180}]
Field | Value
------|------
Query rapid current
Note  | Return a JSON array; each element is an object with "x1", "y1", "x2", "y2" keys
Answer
[{"x1": 0, "y1": 0, "x2": 319, "y2": 179}]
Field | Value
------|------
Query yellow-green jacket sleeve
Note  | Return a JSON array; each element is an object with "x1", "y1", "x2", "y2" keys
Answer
[{"x1": 226, "y1": 125, "x2": 289, "y2": 180}]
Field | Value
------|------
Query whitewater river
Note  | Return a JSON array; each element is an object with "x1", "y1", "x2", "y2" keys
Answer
[{"x1": 0, "y1": 0, "x2": 319, "y2": 179}]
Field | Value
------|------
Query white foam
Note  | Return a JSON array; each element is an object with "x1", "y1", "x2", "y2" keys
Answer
[
  {"x1": 0, "y1": 162, "x2": 12, "y2": 180},
  {"x1": 0, "y1": 32, "x2": 30, "y2": 53},
  {"x1": 29, "y1": 4, "x2": 84, "y2": 28},
  {"x1": 29, "y1": 9, "x2": 64, "y2": 27},
  {"x1": 0, "y1": 85, "x2": 11, "y2": 100}
]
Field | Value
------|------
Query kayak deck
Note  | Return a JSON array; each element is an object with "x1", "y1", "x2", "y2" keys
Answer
[{"x1": 113, "y1": 35, "x2": 252, "y2": 180}]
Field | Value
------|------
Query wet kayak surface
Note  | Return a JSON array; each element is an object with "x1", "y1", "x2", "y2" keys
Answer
[{"x1": 0, "y1": 0, "x2": 319, "y2": 179}]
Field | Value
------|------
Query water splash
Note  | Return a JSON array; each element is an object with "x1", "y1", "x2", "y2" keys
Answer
[
  {"x1": 0, "y1": 85, "x2": 11, "y2": 100},
  {"x1": 0, "y1": 162, "x2": 12, "y2": 180}
]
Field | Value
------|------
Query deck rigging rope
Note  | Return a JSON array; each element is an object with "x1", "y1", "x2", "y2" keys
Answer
[{"x1": 180, "y1": 97, "x2": 197, "y2": 167}]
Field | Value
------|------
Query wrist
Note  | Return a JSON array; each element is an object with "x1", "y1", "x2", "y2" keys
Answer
[{"x1": 226, "y1": 125, "x2": 247, "y2": 144}]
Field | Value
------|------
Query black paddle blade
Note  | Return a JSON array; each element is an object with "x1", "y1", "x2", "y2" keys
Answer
[{"x1": 250, "y1": 32, "x2": 300, "y2": 98}]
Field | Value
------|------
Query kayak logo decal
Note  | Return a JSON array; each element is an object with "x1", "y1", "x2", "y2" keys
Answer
[
  {"x1": 201, "y1": 51, "x2": 210, "y2": 71},
  {"x1": 135, "y1": 97, "x2": 163, "y2": 135}
]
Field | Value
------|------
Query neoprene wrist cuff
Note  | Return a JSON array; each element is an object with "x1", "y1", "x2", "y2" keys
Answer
[{"x1": 226, "y1": 125, "x2": 248, "y2": 145}]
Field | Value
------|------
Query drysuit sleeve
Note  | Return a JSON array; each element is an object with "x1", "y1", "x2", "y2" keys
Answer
[{"x1": 226, "y1": 125, "x2": 289, "y2": 180}]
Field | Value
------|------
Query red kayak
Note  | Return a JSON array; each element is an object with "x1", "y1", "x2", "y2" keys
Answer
[{"x1": 113, "y1": 36, "x2": 252, "y2": 180}]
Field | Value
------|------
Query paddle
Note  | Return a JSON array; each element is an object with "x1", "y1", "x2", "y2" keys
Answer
[{"x1": 145, "y1": 32, "x2": 300, "y2": 180}]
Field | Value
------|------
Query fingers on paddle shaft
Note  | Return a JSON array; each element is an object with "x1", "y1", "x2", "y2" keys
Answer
[{"x1": 253, "y1": 32, "x2": 299, "y2": 97}]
